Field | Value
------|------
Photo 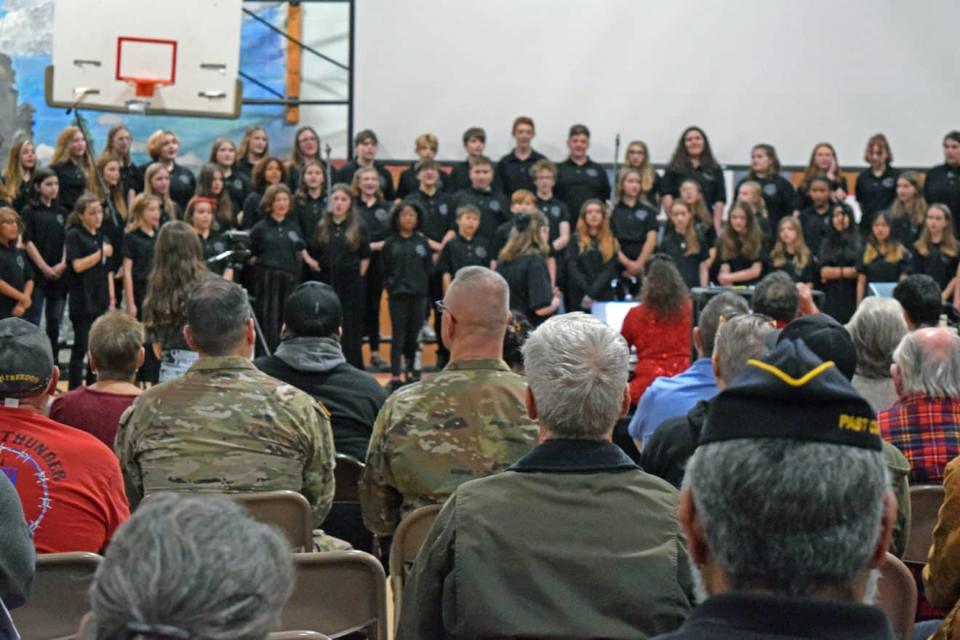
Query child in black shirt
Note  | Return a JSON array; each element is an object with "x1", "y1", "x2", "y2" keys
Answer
[
  {"x1": 566, "y1": 200, "x2": 621, "y2": 310},
  {"x1": 497, "y1": 116, "x2": 546, "y2": 196},
  {"x1": 439, "y1": 204, "x2": 492, "y2": 291},
  {"x1": 661, "y1": 126, "x2": 726, "y2": 231},
  {"x1": 658, "y1": 201, "x2": 709, "y2": 289},
  {"x1": 768, "y1": 217, "x2": 815, "y2": 285},
  {"x1": 0, "y1": 208, "x2": 33, "y2": 318},
  {"x1": 452, "y1": 155, "x2": 509, "y2": 245},
  {"x1": 397, "y1": 133, "x2": 445, "y2": 199},
  {"x1": 818, "y1": 204, "x2": 861, "y2": 323},
  {"x1": 855, "y1": 134, "x2": 899, "y2": 233},
  {"x1": 798, "y1": 177, "x2": 834, "y2": 260},
  {"x1": 533, "y1": 159, "x2": 572, "y2": 255},
  {"x1": 611, "y1": 168, "x2": 659, "y2": 295},
  {"x1": 734, "y1": 144, "x2": 796, "y2": 231},
  {"x1": 912, "y1": 204, "x2": 959, "y2": 296},
  {"x1": 717, "y1": 200, "x2": 765, "y2": 287},
  {"x1": 353, "y1": 166, "x2": 390, "y2": 370},
  {"x1": 294, "y1": 160, "x2": 327, "y2": 240},
  {"x1": 555, "y1": 124, "x2": 611, "y2": 218},
  {"x1": 382, "y1": 202, "x2": 433, "y2": 387},
  {"x1": 336, "y1": 129, "x2": 396, "y2": 201},
  {"x1": 186, "y1": 197, "x2": 234, "y2": 280},
  {"x1": 446, "y1": 127, "x2": 502, "y2": 195},
  {"x1": 122, "y1": 194, "x2": 161, "y2": 319},
  {"x1": 856, "y1": 210, "x2": 911, "y2": 304}
]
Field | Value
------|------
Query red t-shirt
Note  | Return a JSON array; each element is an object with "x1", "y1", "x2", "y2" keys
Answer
[
  {"x1": 621, "y1": 299, "x2": 693, "y2": 406},
  {"x1": 0, "y1": 406, "x2": 130, "y2": 553},
  {"x1": 50, "y1": 386, "x2": 138, "y2": 449}
]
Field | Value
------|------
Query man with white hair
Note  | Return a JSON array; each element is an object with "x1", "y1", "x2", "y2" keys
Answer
[
  {"x1": 654, "y1": 340, "x2": 898, "y2": 640},
  {"x1": 398, "y1": 313, "x2": 693, "y2": 640},
  {"x1": 360, "y1": 266, "x2": 538, "y2": 537},
  {"x1": 879, "y1": 327, "x2": 960, "y2": 484}
]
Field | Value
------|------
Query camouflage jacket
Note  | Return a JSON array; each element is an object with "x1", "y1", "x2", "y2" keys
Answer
[
  {"x1": 360, "y1": 358, "x2": 538, "y2": 536},
  {"x1": 116, "y1": 356, "x2": 336, "y2": 527}
]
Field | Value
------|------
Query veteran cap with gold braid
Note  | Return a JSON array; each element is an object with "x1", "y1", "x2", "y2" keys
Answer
[
  {"x1": 0, "y1": 317, "x2": 54, "y2": 402},
  {"x1": 701, "y1": 338, "x2": 881, "y2": 451}
]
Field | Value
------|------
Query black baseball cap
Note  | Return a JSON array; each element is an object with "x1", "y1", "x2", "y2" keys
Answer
[
  {"x1": 0, "y1": 318, "x2": 54, "y2": 399},
  {"x1": 283, "y1": 282, "x2": 342, "y2": 338},
  {"x1": 779, "y1": 314, "x2": 857, "y2": 381}
]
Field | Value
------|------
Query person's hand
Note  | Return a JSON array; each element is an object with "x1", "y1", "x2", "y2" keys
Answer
[
  {"x1": 12, "y1": 303, "x2": 24, "y2": 317},
  {"x1": 304, "y1": 254, "x2": 321, "y2": 273},
  {"x1": 19, "y1": 292, "x2": 32, "y2": 307},
  {"x1": 820, "y1": 267, "x2": 832, "y2": 282},
  {"x1": 126, "y1": 303, "x2": 137, "y2": 317},
  {"x1": 102, "y1": 243, "x2": 114, "y2": 258},
  {"x1": 52, "y1": 261, "x2": 67, "y2": 278},
  {"x1": 717, "y1": 272, "x2": 731, "y2": 286},
  {"x1": 796, "y1": 282, "x2": 818, "y2": 315},
  {"x1": 42, "y1": 265, "x2": 56, "y2": 280}
]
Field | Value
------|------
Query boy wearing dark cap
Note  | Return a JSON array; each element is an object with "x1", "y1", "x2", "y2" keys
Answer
[{"x1": 0, "y1": 318, "x2": 129, "y2": 553}]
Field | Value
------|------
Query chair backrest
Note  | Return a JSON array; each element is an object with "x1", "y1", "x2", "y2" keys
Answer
[
  {"x1": 334, "y1": 454, "x2": 364, "y2": 502},
  {"x1": 232, "y1": 491, "x2": 314, "y2": 552},
  {"x1": 388, "y1": 504, "x2": 441, "y2": 630},
  {"x1": 281, "y1": 551, "x2": 387, "y2": 640},
  {"x1": 904, "y1": 484, "x2": 946, "y2": 564},
  {"x1": 11, "y1": 552, "x2": 102, "y2": 640},
  {"x1": 875, "y1": 552, "x2": 917, "y2": 640},
  {"x1": 268, "y1": 632, "x2": 331, "y2": 640}
]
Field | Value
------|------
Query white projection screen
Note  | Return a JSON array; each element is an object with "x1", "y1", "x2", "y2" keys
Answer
[{"x1": 354, "y1": 0, "x2": 960, "y2": 168}]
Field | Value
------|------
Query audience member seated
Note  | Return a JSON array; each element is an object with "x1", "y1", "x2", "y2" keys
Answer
[
  {"x1": 116, "y1": 278, "x2": 343, "y2": 550},
  {"x1": 79, "y1": 493, "x2": 293, "y2": 640},
  {"x1": 399, "y1": 313, "x2": 693, "y2": 639},
  {"x1": 50, "y1": 311, "x2": 144, "y2": 448},
  {"x1": 880, "y1": 327, "x2": 960, "y2": 484},
  {"x1": 924, "y1": 455, "x2": 960, "y2": 639},
  {"x1": 0, "y1": 318, "x2": 129, "y2": 553},
  {"x1": 628, "y1": 292, "x2": 748, "y2": 448},
  {"x1": 0, "y1": 475, "x2": 34, "y2": 610},
  {"x1": 621, "y1": 256, "x2": 692, "y2": 406},
  {"x1": 655, "y1": 341, "x2": 898, "y2": 640},
  {"x1": 752, "y1": 271, "x2": 799, "y2": 328},
  {"x1": 642, "y1": 314, "x2": 774, "y2": 488},
  {"x1": 845, "y1": 297, "x2": 908, "y2": 412},
  {"x1": 894, "y1": 274, "x2": 943, "y2": 329},
  {"x1": 360, "y1": 267, "x2": 538, "y2": 537},
  {"x1": 255, "y1": 282, "x2": 388, "y2": 461}
]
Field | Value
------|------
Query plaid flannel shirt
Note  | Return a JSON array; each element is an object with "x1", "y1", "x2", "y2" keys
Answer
[{"x1": 879, "y1": 393, "x2": 960, "y2": 484}]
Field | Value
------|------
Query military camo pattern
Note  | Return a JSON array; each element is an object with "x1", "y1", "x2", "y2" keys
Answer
[
  {"x1": 116, "y1": 356, "x2": 336, "y2": 529},
  {"x1": 360, "y1": 358, "x2": 538, "y2": 536}
]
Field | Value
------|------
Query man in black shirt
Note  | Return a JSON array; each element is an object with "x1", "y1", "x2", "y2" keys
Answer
[
  {"x1": 555, "y1": 124, "x2": 611, "y2": 217},
  {"x1": 452, "y1": 156, "x2": 509, "y2": 245},
  {"x1": 335, "y1": 129, "x2": 396, "y2": 200},
  {"x1": 497, "y1": 116, "x2": 546, "y2": 197}
]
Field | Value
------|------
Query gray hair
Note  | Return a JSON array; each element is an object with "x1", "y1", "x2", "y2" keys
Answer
[
  {"x1": 445, "y1": 266, "x2": 510, "y2": 335},
  {"x1": 698, "y1": 293, "x2": 750, "y2": 357},
  {"x1": 714, "y1": 314, "x2": 775, "y2": 384},
  {"x1": 185, "y1": 278, "x2": 251, "y2": 355},
  {"x1": 685, "y1": 439, "x2": 889, "y2": 598},
  {"x1": 892, "y1": 328, "x2": 960, "y2": 398},
  {"x1": 522, "y1": 313, "x2": 629, "y2": 438},
  {"x1": 846, "y1": 297, "x2": 908, "y2": 380},
  {"x1": 86, "y1": 494, "x2": 294, "y2": 640}
]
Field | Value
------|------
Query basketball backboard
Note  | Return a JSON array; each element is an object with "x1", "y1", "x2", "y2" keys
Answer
[{"x1": 45, "y1": 0, "x2": 244, "y2": 118}]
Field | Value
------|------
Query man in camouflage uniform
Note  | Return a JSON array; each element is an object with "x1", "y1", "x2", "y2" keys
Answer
[
  {"x1": 116, "y1": 279, "x2": 341, "y2": 549},
  {"x1": 360, "y1": 266, "x2": 538, "y2": 536}
]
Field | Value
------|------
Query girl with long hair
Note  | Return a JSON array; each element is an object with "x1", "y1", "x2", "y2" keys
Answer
[
  {"x1": 496, "y1": 210, "x2": 560, "y2": 325},
  {"x1": 855, "y1": 133, "x2": 899, "y2": 232},
  {"x1": 661, "y1": 126, "x2": 726, "y2": 232},
  {"x1": 658, "y1": 200, "x2": 709, "y2": 289},
  {"x1": 287, "y1": 125, "x2": 325, "y2": 191},
  {"x1": 208, "y1": 137, "x2": 249, "y2": 215},
  {"x1": 142, "y1": 220, "x2": 211, "y2": 382},
  {"x1": 122, "y1": 194, "x2": 161, "y2": 320},
  {"x1": 735, "y1": 180, "x2": 772, "y2": 247},
  {"x1": 620, "y1": 255, "x2": 692, "y2": 405},
  {"x1": 144, "y1": 129, "x2": 195, "y2": 211},
  {"x1": 65, "y1": 194, "x2": 115, "y2": 388},
  {"x1": 717, "y1": 200, "x2": 765, "y2": 286},
  {"x1": 100, "y1": 125, "x2": 141, "y2": 203},
  {"x1": 795, "y1": 142, "x2": 848, "y2": 213},
  {"x1": 307, "y1": 184, "x2": 369, "y2": 368},
  {"x1": 352, "y1": 166, "x2": 390, "y2": 370},
  {"x1": 249, "y1": 183, "x2": 305, "y2": 351},
  {"x1": 185, "y1": 197, "x2": 233, "y2": 280},
  {"x1": 566, "y1": 199, "x2": 621, "y2": 309},
  {"x1": 240, "y1": 156, "x2": 286, "y2": 229},
  {"x1": 856, "y1": 210, "x2": 910, "y2": 303},
  {"x1": 769, "y1": 217, "x2": 814, "y2": 284},
  {"x1": 618, "y1": 140, "x2": 661, "y2": 205},
  {"x1": 0, "y1": 207, "x2": 33, "y2": 319},
  {"x1": 195, "y1": 163, "x2": 235, "y2": 230},
  {"x1": 818, "y1": 203, "x2": 861, "y2": 323},
  {"x1": 236, "y1": 125, "x2": 269, "y2": 179},
  {"x1": 798, "y1": 176, "x2": 834, "y2": 260},
  {"x1": 889, "y1": 171, "x2": 927, "y2": 247},
  {"x1": 912, "y1": 204, "x2": 959, "y2": 298},
  {"x1": 612, "y1": 168, "x2": 658, "y2": 295},
  {"x1": 50, "y1": 125, "x2": 97, "y2": 212},
  {"x1": 143, "y1": 163, "x2": 180, "y2": 223},
  {"x1": 21, "y1": 168, "x2": 68, "y2": 353},
  {"x1": 96, "y1": 155, "x2": 128, "y2": 302},
  {"x1": 294, "y1": 159, "x2": 327, "y2": 240},
  {"x1": 735, "y1": 143, "x2": 795, "y2": 229},
  {"x1": 3, "y1": 138, "x2": 36, "y2": 211}
]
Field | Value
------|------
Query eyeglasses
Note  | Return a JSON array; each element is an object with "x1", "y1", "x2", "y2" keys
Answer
[{"x1": 434, "y1": 300, "x2": 456, "y2": 324}]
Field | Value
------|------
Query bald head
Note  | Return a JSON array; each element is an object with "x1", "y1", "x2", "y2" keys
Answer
[
  {"x1": 893, "y1": 328, "x2": 960, "y2": 398},
  {"x1": 443, "y1": 267, "x2": 511, "y2": 351}
]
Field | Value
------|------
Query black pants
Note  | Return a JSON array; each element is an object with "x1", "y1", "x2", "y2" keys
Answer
[
  {"x1": 426, "y1": 270, "x2": 447, "y2": 365},
  {"x1": 253, "y1": 266, "x2": 299, "y2": 353},
  {"x1": 26, "y1": 280, "x2": 67, "y2": 361},
  {"x1": 388, "y1": 294, "x2": 426, "y2": 377},
  {"x1": 68, "y1": 313, "x2": 97, "y2": 389},
  {"x1": 362, "y1": 254, "x2": 383, "y2": 352},
  {"x1": 326, "y1": 267, "x2": 365, "y2": 369},
  {"x1": 133, "y1": 278, "x2": 160, "y2": 384}
]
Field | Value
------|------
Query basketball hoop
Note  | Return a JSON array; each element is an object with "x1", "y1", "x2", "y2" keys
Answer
[
  {"x1": 126, "y1": 77, "x2": 167, "y2": 97},
  {"x1": 116, "y1": 36, "x2": 177, "y2": 99}
]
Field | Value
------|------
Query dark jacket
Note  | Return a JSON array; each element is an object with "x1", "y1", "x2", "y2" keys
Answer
[{"x1": 642, "y1": 399, "x2": 710, "y2": 488}]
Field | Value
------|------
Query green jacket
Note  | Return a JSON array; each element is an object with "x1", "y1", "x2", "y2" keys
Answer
[{"x1": 398, "y1": 438, "x2": 694, "y2": 639}]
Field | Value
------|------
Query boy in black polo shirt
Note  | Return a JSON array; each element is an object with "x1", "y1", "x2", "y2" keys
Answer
[
  {"x1": 0, "y1": 208, "x2": 34, "y2": 319},
  {"x1": 446, "y1": 127, "x2": 502, "y2": 195},
  {"x1": 452, "y1": 155, "x2": 509, "y2": 245},
  {"x1": 556, "y1": 124, "x2": 611, "y2": 217},
  {"x1": 533, "y1": 158, "x2": 572, "y2": 255},
  {"x1": 439, "y1": 204, "x2": 492, "y2": 292},
  {"x1": 336, "y1": 129, "x2": 396, "y2": 201},
  {"x1": 397, "y1": 133, "x2": 446, "y2": 199},
  {"x1": 497, "y1": 116, "x2": 546, "y2": 197}
]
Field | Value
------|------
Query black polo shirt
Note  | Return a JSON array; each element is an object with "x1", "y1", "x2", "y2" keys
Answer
[
  {"x1": 890, "y1": 215, "x2": 918, "y2": 248},
  {"x1": 294, "y1": 194, "x2": 326, "y2": 239},
  {"x1": 798, "y1": 207, "x2": 832, "y2": 258},
  {"x1": 661, "y1": 165, "x2": 726, "y2": 208},
  {"x1": 356, "y1": 199, "x2": 390, "y2": 244},
  {"x1": 0, "y1": 243, "x2": 33, "y2": 317},
  {"x1": 734, "y1": 175, "x2": 795, "y2": 230},
  {"x1": 123, "y1": 228, "x2": 157, "y2": 284},
  {"x1": 565, "y1": 235, "x2": 620, "y2": 302},
  {"x1": 496, "y1": 253, "x2": 553, "y2": 324},
  {"x1": 658, "y1": 227, "x2": 709, "y2": 289},
  {"x1": 198, "y1": 231, "x2": 231, "y2": 276},
  {"x1": 336, "y1": 161, "x2": 396, "y2": 201},
  {"x1": 497, "y1": 149, "x2": 546, "y2": 196},
  {"x1": 912, "y1": 244, "x2": 960, "y2": 292},
  {"x1": 438, "y1": 233, "x2": 492, "y2": 277},
  {"x1": 241, "y1": 191, "x2": 263, "y2": 230},
  {"x1": 555, "y1": 157, "x2": 611, "y2": 217},
  {"x1": 611, "y1": 201, "x2": 659, "y2": 260},
  {"x1": 794, "y1": 175, "x2": 849, "y2": 211},
  {"x1": 50, "y1": 160, "x2": 88, "y2": 212},
  {"x1": 167, "y1": 163, "x2": 196, "y2": 212},
  {"x1": 250, "y1": 216, "x2": 305, "y2": 275},
  {"x1": 22, "y1": 202, "x2": 67, "y2": 268},
  {"x1": 65, "y1": 226, "x2": 111, "y2": 316},
  {"x1": 770, "y1": 256, "x2": 815, "y2": 284},
  {"x1": 308, "y1": 219, "x2": 370, "y2": 274},
  {"x1": 924, "y1": 164, "x2": 960, "y2": 238},
  {"x1": 857, "y1": 249, "x2": 911, "y2": 284},
  {"x1": 396, "y1": 162, "x2": 448, "y2": 200},
  {"x1": 382, "y1": 233, "x2": 433, "y2": 297},
  {"x1": 452, "y1": 187, "x2": 509, "y2": 244},
  {"x1": 100, "y1": 205, "x2": 126, "y2": 273},
  {"x1": 720, "y1": 252, "x2": 765, "y2": 285},
  {"x1": 855, "y1": 166, "x2": 899, "y2": 233},
  {"x1": 536, "y1": 196, "x2": 571, "y2": 244},
  {"x1": 120, "y1": 161, "x2": 144, "y2": 196},
  {"x1": 224, "y1": 171, "x2": 250, "y2": 219},
  {"x1": 404, "y1": 189, "x2": 454, "y2": 243},
  {"x1": 445, "y1": 161, "x2": 504, "y2": 195}
]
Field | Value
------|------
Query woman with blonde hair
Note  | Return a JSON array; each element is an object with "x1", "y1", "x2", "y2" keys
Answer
[
  {"x1": 566, "y1": 199, "x2": 621, "y2": 310},
  {"x1": 889, "y1": 171, "x2": 927, "y2": 246},
  {"x1": 143, "y1": 162, "x2": 180, "y2": 223},
  {"x1": 237, "y1": 125, "x2": 269, "y2": 179},
  {"x1": 768, "y1": 217, "x2": 814, "y2": 284},
  {"x1": 913, "y1": 204, "x2": 959, "y2": 299},
  {"x1": 618, "y1": 140, "x2": 661, "y2": 205},
  {"x1": 496, "y1": 209, "x2": 559, "y2": 324},
  {"x1": 50, "y1": 125, "x2": 97, "y2": 211},
  {"x1": 2, "y1": 138, "x2": 36, "y2": 211}
]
